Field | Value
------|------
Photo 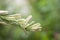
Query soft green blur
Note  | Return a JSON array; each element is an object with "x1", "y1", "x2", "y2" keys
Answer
[{"x1": 0, "y1": 0, "x2": 60, "y2": 40}]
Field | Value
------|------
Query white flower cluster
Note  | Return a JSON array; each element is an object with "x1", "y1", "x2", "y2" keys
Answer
[
  {"x1": 6, "y1": 14, "x2": 42, "y2": 31},
  {"x1": 0, "y1": 10, "x2": 42, "y2": 32}
]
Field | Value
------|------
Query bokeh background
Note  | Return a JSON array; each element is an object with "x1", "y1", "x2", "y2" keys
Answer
[{"x1": 0, "y1": 0, "x2": 60, "y2": 40}]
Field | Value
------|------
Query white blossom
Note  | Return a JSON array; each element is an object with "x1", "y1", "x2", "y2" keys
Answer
[
  {"x1": 30, "y1": 23, "x2": 42, "y2": 31},
  {"x1": 17, "y1": 15, "x2": 42, "y2": 31},
  {"x1": 8, "y1": 14, "x2": 21, "y2": 19},
  {"x1": 6, "y1": 13, "x2": 21, "y2": 20},
  {"x1": 5, "y1": 14, "x2": 42, "y2": 31},
  {"x1": 25, "y1": 15, "x2": 32, "y2": 25}
]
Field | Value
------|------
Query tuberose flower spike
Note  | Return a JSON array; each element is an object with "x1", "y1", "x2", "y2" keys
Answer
[
  {"x1": 16, "y1": 15, "x2": 42, "y2": 32},
  {"x1": 2, "y1": 13, "x2": 42, "y2": 32}
]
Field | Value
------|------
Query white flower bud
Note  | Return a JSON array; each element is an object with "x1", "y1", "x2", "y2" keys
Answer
[
  {"x1": 6, "y1": 16, "x2": 16, "y2": 20},
  {"x1": 30, "y1": 23, "x2": 42, "y2": 31},
  {"x1": 8, "y1": 14, "x2": 21, "y2": 19},
  {"x1": 26, "y1": 21, "x2": 35, "y2": 27},
  {"x1": 16, "y1": 19, "x2": 26, "y2": 28},
  {"x1": 0, "y1": 10, "x2": 8, "y2": 15},
  {"x1": 25, "y1": 15, "x2": 32, "y2": 25}
]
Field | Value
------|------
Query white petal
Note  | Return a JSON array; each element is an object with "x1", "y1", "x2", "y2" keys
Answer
[
  {"x1": 25, "y1": 15, "x2": 32, "y2": 24},
  {"x1": 6, "y1": 17, "x2": 15, "y2": 20},
  {"x1": 31, "y1": 26, "x2": 41, "y2": 29},
  {"x1": 8, "y1": 13, "x2": 21, "y2": 19},
  {"x1": 17, "y1": 19, "x2": 26, "y2": 24},
  {"x1": 26, "y1": 21, "x2": 35, "y2": 27},
  {"x1": 30, "y1": 23, "x2": 41, "y2": 28}
]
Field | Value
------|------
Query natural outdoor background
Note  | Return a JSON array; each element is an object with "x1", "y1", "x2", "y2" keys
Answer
[{"x1": 0, "y1": 0, "x2": 60, "y2": 40}]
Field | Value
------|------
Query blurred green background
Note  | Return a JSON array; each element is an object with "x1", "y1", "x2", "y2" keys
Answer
[{"x1": 0, "y1": 0, "x2": 60, "y2": 40}]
